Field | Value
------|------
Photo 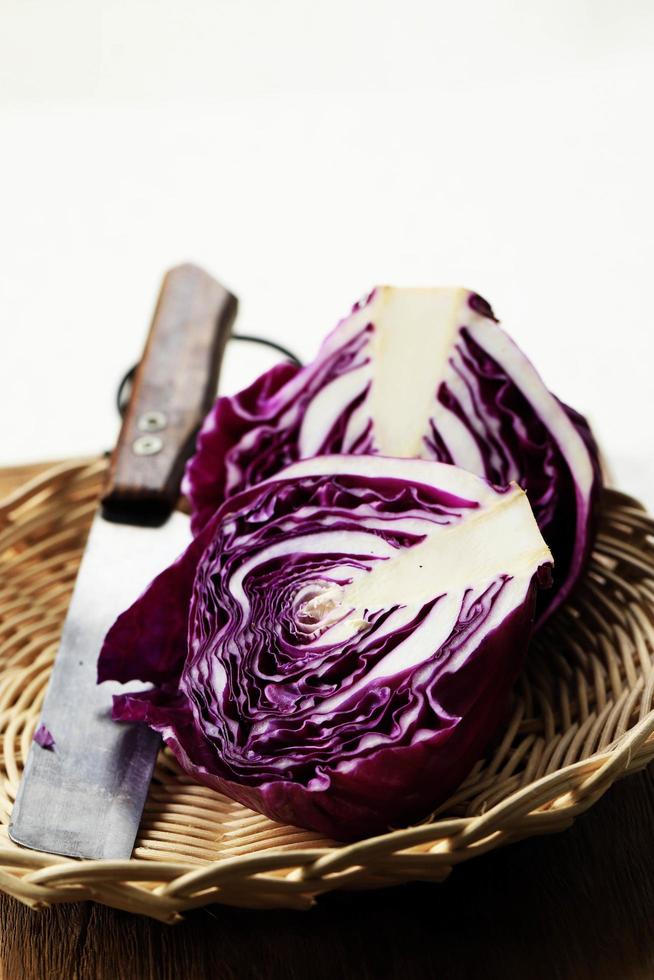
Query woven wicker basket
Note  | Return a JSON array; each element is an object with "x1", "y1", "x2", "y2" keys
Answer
[{"x1": 0, "y1": 458, "x2": 653, "y2": 922}]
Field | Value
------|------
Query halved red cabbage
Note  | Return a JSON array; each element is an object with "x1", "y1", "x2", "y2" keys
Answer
[
  {"x1": 184, "y1": 288, "x2": 600, "y2": 626},
  {"x1": 100, "y1": 456, "x2": 552, "y2": 840}
]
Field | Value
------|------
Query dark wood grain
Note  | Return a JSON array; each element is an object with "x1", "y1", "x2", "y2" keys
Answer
[
  {"x1": 102, "y1": 264, "x2": 237, "y2": 525},
  {"x1": 2, "y1": 764, "x2": 654, "y2": 980}
]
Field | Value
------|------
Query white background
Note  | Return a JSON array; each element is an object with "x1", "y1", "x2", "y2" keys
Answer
[{"x1": 1, "y1": 0, "x2": 652, "y2": 508}]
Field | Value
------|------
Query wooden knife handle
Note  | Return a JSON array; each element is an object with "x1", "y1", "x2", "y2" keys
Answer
[{"x1": 102, "y1": 264, "x2": 237, "y2": 525}]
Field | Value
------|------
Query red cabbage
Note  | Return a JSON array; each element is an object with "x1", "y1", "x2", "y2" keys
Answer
[
  {"x1": 33, "y1": 723, "x2": 55, "y2": 750},
  {"x1": 184, "y1": 288, "x2": 600, "y2": 626},
  {"x1": 99, "y1": 456, "x2": 552, "y2": 840}
]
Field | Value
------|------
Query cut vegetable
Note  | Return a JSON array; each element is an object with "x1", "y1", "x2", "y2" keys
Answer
[
  {"x1": 183, "y1": 287, "x2": 600, "y2": 625},
  {"x1": 33, "y1": 724, "x2": 55, "y2": 750},
  {"x1": 100, "y1": 455, "x2": 552, "y2": 840}
]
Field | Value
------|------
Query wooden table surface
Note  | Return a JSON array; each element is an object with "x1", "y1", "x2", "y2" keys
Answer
[{"x1": 1, "y1": 462, "x2": 653, "y2": 980}]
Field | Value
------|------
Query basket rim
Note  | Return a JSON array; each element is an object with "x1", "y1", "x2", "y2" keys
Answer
[{"x1": 1, "y1": 458, "x2": 653, "y2": 923}]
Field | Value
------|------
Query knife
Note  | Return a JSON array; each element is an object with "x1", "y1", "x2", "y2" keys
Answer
[{"x1": 9, "y1": 264, "x2": 236, "y2": 860}]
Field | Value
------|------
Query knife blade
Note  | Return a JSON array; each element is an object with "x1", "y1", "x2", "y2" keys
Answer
[{"x1": 9, "y1": 263, "x2": 236, "y2": 860}]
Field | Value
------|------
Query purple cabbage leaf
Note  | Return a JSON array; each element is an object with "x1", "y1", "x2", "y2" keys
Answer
[{"x1": 33, "y1": 723, "x2": 55, "y2": 750}]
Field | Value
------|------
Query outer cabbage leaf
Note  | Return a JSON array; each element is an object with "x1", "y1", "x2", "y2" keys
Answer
[
  {"x1": 100, "y1": 455, "x2": 552, "y2": 840},
  {"x1": 183, "y1": 288, "x2": 600, "y2": 626}
]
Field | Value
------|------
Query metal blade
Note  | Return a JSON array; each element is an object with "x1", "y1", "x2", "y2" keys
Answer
[{"x1": 9, "y1": 509, "x2": 191, "y2": 860}]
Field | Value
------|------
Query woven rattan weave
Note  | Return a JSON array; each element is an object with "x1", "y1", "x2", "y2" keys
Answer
[{"x1": 0, "y1": 459, "x2": 652, "y2": 922}]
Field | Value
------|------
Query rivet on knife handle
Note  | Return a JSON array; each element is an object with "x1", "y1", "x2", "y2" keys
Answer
[{"x1": 102, "y1": 264, "x2": 237, "y2": 525}]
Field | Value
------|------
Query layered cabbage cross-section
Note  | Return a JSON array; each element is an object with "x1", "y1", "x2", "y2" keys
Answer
[
  {"x1": 184, "y1": 288, "x2": 600, "y2": 625},
  {"x1": 100, "y1": 456, "x2": 552, "y2": 839}
]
